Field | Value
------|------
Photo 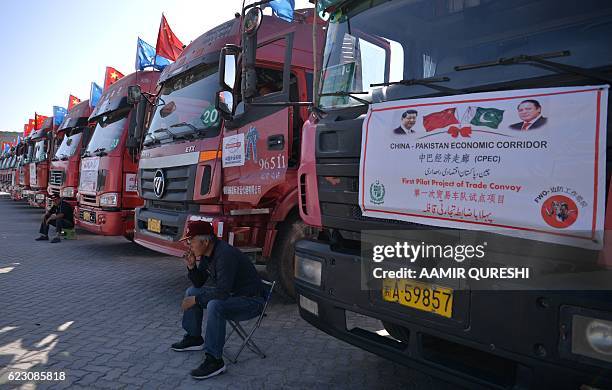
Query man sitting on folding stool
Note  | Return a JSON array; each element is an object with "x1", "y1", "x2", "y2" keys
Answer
[{"x1": 172, "y1": 221, "x2": 265, "y2": 380}]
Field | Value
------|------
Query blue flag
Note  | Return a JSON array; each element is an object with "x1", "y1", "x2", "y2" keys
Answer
[
  {"x1": 90, "y1": 82, "x2": 103, "y2": 108},
  {"x1": 53, "y1": 106, "x2": 67, "y2": 126},
  {"x1": 269, "y1": 0, "x2": 295, "y2": 22},
  {"x1": 135, "y1": 38, "x2": 171, "y2": 71}
]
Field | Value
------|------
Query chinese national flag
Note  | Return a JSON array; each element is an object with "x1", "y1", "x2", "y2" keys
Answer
[
  {"x1": 104, "y1": 66, "x2": 124, "y2": 90},
  {"x1": 68, "y1": 95, "x2": 81, "y2": 110},
  {"x1": 24, "y1": 120, "x2": 34, "y2": 136},
  {"x1": 35, "y1": 113, "x2": 48, "y2": 130},
  {"x1": 422, "y1": 108, "x2": 460, "y2": 132},
  {"x1": 156, "y1": 14, "x2": 184, "y2": 61}
]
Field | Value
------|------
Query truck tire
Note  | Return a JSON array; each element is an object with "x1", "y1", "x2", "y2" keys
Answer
[{"x1": 267, "y1": 214, "x2": 317, "y2": 301}]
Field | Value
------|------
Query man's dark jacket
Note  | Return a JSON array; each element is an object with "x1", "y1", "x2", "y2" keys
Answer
[{"x1": 188, "y1": 239, "x2": 263, "y2": 307}]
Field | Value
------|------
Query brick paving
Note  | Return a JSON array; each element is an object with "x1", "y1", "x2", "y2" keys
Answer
[{"x1": 0, "y1": 195, "x2": 461, "y2": 389}]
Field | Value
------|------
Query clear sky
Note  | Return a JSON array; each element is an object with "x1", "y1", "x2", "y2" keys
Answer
[{"x1": 0, "y1": 0, "x2": 312, "y2": 132}]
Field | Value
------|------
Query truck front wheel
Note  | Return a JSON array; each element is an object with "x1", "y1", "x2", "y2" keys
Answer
[{"x1": 267, "y1": 214, "x2": 317, "y2": 301}]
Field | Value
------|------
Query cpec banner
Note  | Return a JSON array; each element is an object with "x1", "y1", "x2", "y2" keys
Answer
[
  {"x1": 359, "y1": 85, "x2": 609, "y2": 249},
  {"x1": 79, "y1": 157, "x2": 101, "y2": 193}
]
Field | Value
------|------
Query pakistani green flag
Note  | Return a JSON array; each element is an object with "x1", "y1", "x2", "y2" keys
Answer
[{"x1": 469, "y1": 107, "x2": 504, "y2": 129}]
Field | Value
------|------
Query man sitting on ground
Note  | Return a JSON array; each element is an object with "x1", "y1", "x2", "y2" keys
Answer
[
  {"x1": 35, "y1": 195, "x2": 74, "y2": 243},
  {"x1": 172, "y1": 221, "x2": 265, "y2": 380}
]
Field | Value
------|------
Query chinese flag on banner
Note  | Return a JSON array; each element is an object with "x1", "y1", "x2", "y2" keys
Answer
[
  {"x1": 68, "y1": 95, "x2": 81, "y2": 110},
  {"x1": 35, "y1": 113, "x2": 48, "y2": 130},
  {"x1": 104, "y1": 66, "x2": 124, "y2": 90},
  {"x1": 156, "y1": 14, "x2": 184, "y2": 61},
  {"x1": 422, "y1": 108, "x2": 460, "y2": 132}
]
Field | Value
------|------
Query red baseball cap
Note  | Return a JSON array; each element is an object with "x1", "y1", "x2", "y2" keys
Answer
[{"x1": 179, "y1": 221, "x2": 214, "y2": 241}]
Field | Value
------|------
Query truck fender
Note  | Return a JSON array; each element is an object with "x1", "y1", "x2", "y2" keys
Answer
[{"x1": 270, "y1": 188, "x2": 298, "y2": 222}]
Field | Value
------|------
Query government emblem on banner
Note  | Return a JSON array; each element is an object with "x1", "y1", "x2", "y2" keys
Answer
[{"x1": 369, "y1": 180, "x2": 385, "y2": 205}]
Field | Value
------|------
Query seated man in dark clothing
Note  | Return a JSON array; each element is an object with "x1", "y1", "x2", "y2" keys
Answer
[
  {"x1": 35, "y1": 195, "x2": 74, "y2": 243},
  {"x1": 172, "y1": 221, "x2": 264, "y2": 380}
]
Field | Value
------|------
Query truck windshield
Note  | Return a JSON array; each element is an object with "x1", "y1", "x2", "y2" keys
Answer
[
  {"x1": 24, "y1": 144, "x2": 34, "y2": 163},
  {"x1": 319, "y1": 0, "x2": 612, "y2": 109},
  {"x1": 145, "y1": 63, "x2": 221, "y2": 146},
  {"x1": 54, "y1": 132, "x2": 82, "y2": 160},
  {"x1": 86, "y1": 109, "x2": 129, "y2": 155},
  {"x1": 33, "y1": 140, "x2": 47, "y2": 162}
]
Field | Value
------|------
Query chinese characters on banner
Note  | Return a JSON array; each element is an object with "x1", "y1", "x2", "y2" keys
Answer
[{"x1": 359, "y1": 86, "x2": 609, "y2": 249}]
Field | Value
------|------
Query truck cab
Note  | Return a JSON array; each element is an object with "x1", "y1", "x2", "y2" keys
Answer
[
  {"x1": 295, "y1": 0, "x2": 612, "y2": 389},
  {"x1": 48, "y1": 100, "x2": 94, "y2": 208},
  {"x1": 75, "y1": 71, "x2": 160, "y2": 238},
  {"x1": 15, "y1": 137, "x2": 33, "y2": 201},
  {"x1": 133, "y1": 9, "x2": 321, "y2": 297},
  {"x1": 27, "y1": 118, "x2": 54, "y2": 207},
  {"x1": 11, "y1": 141, "x2": 28, "y2": 201}
]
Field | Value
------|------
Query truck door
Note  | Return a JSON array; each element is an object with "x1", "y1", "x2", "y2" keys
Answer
[{"x1": 222, "y1": 34, "x2": 302, "y2": 206}]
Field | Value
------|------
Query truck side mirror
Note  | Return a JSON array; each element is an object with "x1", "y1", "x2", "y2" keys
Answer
[
  {"x1": 241, "y1": 6, "x2": 262, "y2": 101},
  {"x1": 216, "y1": 91, "x2": 234, "y2": 120},
  {"x1": 127, "y1": 85, "x2": 142, "y2": 105}
]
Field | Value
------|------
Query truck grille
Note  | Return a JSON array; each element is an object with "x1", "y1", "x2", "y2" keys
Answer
[
  {"x1": 316, "y1": 118, "x2": 422, "y2": 233},
  {"x1": 140, "y1": 165, "x2": 196, "y2": 202},
  {"x1": 80, "y1": 194, "x2": 97, "y2": 207},
  {"x1": 49, "y1": 170, "x2": 64, "y2": 186}
]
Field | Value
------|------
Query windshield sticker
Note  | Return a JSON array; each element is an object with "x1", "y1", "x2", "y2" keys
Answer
[
  {"x1": 110, "y1": 138, "x2": 119, "y2": 149},
  {"x1": 200, "y1": 106, "x2": 220, "y2": 128},
  {"x1": 222, "y1": 133, "x2": 245, "y2": 168}
]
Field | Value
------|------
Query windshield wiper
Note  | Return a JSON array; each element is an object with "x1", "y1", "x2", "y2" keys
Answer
[
  {"x1": 371, "y1": 76, "x2": 466, "y2": 95},
  {"x1": 455, "y1": 50, "x2": 612, "y2": 83},
  {"x1": 319, "y1": 91, "x2": 370, "y2": 106},
  {"x1": 93, "y1": 147, "x2": 107, "y2": 156}
]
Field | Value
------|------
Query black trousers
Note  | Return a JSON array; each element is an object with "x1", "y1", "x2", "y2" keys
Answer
[{"x1": 39, "y1": 217, "x2": 74, "y2": 236}]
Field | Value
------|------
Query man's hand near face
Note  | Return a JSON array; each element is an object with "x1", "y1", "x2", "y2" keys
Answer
[{"x1": 183, "y1": 250, "x2": 197, "y2": 270}]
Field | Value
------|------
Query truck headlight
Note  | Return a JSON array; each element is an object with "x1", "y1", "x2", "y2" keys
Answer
[
  {"x1": 573, "y1": 314, "x2": 612, "y2": 363},
  {"x1": 294, "y1": 254, "x2": 322, "y2": 286},
  {"x1": 61, "y1": 187, "x2": 75, "y2": 198},
  {"x1": 99, "y1": 192, "x2": 119, "y2": 207},
  {"x1": 36, "y1": 194, "x2": 45, "y2": 201}
]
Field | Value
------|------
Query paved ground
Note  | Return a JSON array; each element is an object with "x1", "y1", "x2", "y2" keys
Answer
[{"x1": 0, "y1": 195, "x2": 461, "y2": 390}]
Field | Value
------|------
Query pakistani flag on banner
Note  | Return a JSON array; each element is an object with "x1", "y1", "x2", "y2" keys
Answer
[{"x1": 468, "y1": 107, "x2": 504, "y2": 129}]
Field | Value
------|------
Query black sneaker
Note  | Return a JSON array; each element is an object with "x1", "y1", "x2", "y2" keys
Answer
[
  {"x1": 171, "y1": 335, "x2": 204, "y2": 351},
  {"x1": 35, "y1": 235, "x2": 48, "y2": 241},
  {"x1": 190, "y1": 354, "x2": 226, "y2": 380},
  {"x1": 50, "y1": 236, "x2": 61, "y2": 243}
]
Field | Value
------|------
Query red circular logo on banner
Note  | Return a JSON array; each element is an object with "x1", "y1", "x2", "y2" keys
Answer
[{"x1": 541, "y1": 195, "x2": 578, "y2": 229}]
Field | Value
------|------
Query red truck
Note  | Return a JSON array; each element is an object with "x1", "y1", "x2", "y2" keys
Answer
[
  {"x1": 294, "y1": 0, "x2": 612, "y2": 389},
  {"x1": 47, "y1": 100, "x2": 94, "y2": 208},
  {"x1": 132, "y1": 9, "x2": 321, "y2": 297},
  {"x1": 26, "y1": 117, "x2": 54, "y2": 207},
  {"x1": 75, "y1": 71, "x2": 160, "y2": 238},
  {"x1": 10, "y1": 140, "x2": 30, "y2": 201},
  {"x1": 0, "y1": 150, "x2": 12, "y2": 192}
]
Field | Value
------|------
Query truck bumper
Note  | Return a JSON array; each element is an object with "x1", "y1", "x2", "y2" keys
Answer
[
  {"x1": 294, "y1": 239, "x2": 612, "y2": 390},
  {"x1": 27, "y1": 190, "x2": 47, "y2": 208},
  {"x1": 75, "y1": 205, "x2": 134, "y2": 236},
  {"x1": 11, "y1": 187, "x2": 24, "y2": 201},
  {"x1": 134, "y1": 207, "x2": 226, "y2": 257}
]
